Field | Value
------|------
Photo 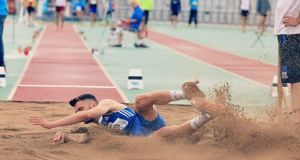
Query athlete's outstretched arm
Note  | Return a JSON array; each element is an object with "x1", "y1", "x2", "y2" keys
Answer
[{"x1": 28, "y1": 103, "x2": 111, "y2": 129}]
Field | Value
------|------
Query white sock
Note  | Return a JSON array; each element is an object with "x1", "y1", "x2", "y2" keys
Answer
[
  {"x1": 170, "y1": 90, "x2": 185, "y2": 101},
  {"x1": 190, "y1": 113, "x2": 211, "y2": 130}
]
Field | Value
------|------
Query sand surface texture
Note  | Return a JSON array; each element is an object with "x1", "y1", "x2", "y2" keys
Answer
[{"x1": 0, "y1": 101, "x2": 300, "y2": 160}]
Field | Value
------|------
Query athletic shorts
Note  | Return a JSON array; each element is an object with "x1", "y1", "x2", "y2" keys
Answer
[
  {"x1": 143, "y1": 10, "x2": 150, "y2": 26},
  {"x1": 258, "y1": 12, "x2": 267, "y2": 17},
  {"x1": 129, "y1": 113, "x2": 166, "y2": 136},
  {"x1": 278, "y1": 34, "x2": 300, "y2": 83},
  {"x1": 241, "y1": 10, "x2": 249, "y2": 17},
  {"x1": 89, "y1": 4, "x2": 97, "y2": 14},
  {"x1": 27, "y1": 6, "x2": 35, "y2": 14},
  {"x1": 171, "y1": 9, "x2": 179, "y2": 16},
  {"x1": 56, "y1": 6, "x2": 65, "y2": 13}
]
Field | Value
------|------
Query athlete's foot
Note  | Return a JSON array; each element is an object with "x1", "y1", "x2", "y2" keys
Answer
[
  {"x1": 191, "y1": 97, "x2": 225, "y2": 117},
  {"x1": 181, "y1": 81, "x2": 205, "y2": 100}
]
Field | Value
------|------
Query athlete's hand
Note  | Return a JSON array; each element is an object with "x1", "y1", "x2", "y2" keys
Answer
[
  {"x1": 52, "y1": 132, "x2": 67, "y2": 143},
  {"x1": 28, "y1": 116, "x2": 52, "y2": 129},
  {"x1": 283, "y1": 16, "x2": 300, "y2": 27}
]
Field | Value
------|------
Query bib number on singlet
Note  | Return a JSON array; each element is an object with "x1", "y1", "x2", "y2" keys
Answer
[{"x1": 108, "y1": 118, "x2": 129, "y2": 130}]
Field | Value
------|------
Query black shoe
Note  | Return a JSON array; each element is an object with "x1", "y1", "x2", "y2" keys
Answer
[
  {"x1": 110, "y1": 44, "x2": 122, "y2": 47},
  {"x1": 134, "y1": 43, "x2": 149, "y2": 48}
]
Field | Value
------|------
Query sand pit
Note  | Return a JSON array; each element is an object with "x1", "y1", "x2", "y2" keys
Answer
[{"x1": 0, "y1": 101, "x2": 300, "y2": 160}]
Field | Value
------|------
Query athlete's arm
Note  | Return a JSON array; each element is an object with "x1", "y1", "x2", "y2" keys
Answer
[
  {"x1": 52, "y1": 131, "x2": 90, "y2": 143},
  {"x1": 283, "y1": 12, "x2": 300, "y2": 27},
  {"x1": 28, "y1": 103, "x2": 112, "y2": 129}
]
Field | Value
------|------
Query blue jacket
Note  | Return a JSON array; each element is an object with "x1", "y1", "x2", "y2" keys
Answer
[{"x1": 0, "y1": 0, "x2": 8, "y2": 16}]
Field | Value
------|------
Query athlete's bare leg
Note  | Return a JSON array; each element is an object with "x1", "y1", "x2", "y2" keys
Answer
[{"x1": 151, "y1": 98, "x2": 224, "y2": 139}]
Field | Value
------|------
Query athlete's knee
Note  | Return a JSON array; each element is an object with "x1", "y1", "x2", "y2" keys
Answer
[{"x1": 135, "y1": 94, "x2": 153, "y2": 111}]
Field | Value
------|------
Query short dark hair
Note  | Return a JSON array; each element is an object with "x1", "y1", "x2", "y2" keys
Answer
[{"x1": 69, "y1": 94, "x2": 98, "y2": 107}]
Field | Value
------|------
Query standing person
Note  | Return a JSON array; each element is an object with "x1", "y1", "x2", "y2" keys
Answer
[
  {"x1": 239, "y1": 0, "x2": 251, "y2": 32},
  {"x1": 139, "y1": 0, "x2": 153, "y2": 37},
  {"x1": 105, "y1": 0, "x2": 115, "y2": 25},
  {"x1": 169, "y1": 0, "x2": 181, "y2": 29},
  {"x1": 0, "y1": 0, "x2": 8, "y2": 71},
  {"x1": 89, "y1": 0, "x2": 98, "y2": 26},
  {"x1": 274, "y1": 0, "x2": 300, "y2": 119},
  {"x1": 256, "y1": 0, "x2": 270, "y2": 34},
  {"x1": 188, "y1": 0, "x2": 199, "y2": 27},
  {"x1": 26, "y1": 0, "x2": 36, "y2": 26},
  {"x1": 75, "y1": 0, "x2": 86, "y2": 22},
  {"x1": 29, "y1": 82, "x2": 225, "y2": 142},
  {"x1": 55, "y1": 0, "x2": 67, "y2": 31}
]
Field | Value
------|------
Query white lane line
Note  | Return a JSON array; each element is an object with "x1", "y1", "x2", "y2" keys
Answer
[
  {"x1": 7, "y1": 26, "x2": 48, "y2": 101},
  {"x1": 18, "y1": 84, "x2": 116, "y2": 89},
  {"x1": 73, "y1": 25, "x2": 130, "y2": 103}
]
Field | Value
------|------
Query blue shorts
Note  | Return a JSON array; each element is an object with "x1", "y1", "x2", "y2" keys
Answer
[
  {"x1": 241, "y1": 10, "x2": 249, "y2": 17},
  {"x1": 171, "y1": 9, "x2": 179, "y2": 16},
  {"x1": 89, "y1": 4, "x2": 97, "y2": 14},
  {"x1": 278, "y1": 34, "x2": 300, "y2": 83},
  {"x1": 129, "y1": 113, "x2": 166, "y2": 136}
]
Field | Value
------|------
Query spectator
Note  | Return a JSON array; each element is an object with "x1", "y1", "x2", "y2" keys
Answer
[
  {"x1": 239, "y1": 0, "x2": 251, "y2": 32},
  {"x1": 188, "y1": 0, "x2": 199, "y2": 27},
  {"x1": 110, "y1": 0, "x2": 148, "y2": 48},
  {"x1": 169, "y1": 0, "x2": 181, "y2": 29},
  {"x1": 26, "y1": 0, "x2": 36, "y2": 26},
  {"x1": 139, "y1": 0, "x2": 153, "y2": 37},
  {"x1": 274, "y1": 0, "x2": 300, "y2": 119},
  {"x1": 0, "y1": 0, "x2": 7, "y2": 70},
  {"x1": 89, "y1": 0, "x2": 99, "y2": 26},
  {"x1": 256, "y1": 0, "x2": 270, "y2": 34},
  {"x1": 55, "y1": 0, "x2": 67, "y2": 31}
]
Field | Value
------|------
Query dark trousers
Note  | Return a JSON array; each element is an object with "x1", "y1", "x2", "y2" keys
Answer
[
  {"x1": 0, "y1": 16, "x2": 6, "y2": 67},
  {"x1": 188, "y1": 9, "x2": 198, "y2": 25}
]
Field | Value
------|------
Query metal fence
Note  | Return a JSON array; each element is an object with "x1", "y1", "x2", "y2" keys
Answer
[{"x1": 114, "y1": 0, "x2": 278, "y2": 26}]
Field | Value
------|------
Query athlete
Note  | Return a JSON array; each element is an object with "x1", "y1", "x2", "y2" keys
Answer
[{"x1": 29, "y1": 81, "x2": 225, "y2": 143}]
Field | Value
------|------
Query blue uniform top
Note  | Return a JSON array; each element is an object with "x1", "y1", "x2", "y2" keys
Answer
[
  {"x1": 170, "y1": 0, "x2": 181, "y2": 12},
  {"x1": 0, "y1": 0, "x2": 8, "y2": 16},
  {"x1": 189, "y1": 0, "x2": 199, "y2": 10},
  {"x1": 98, "y1": 106, "x2": 166, "y2": 136},
  {"x1": 130, "y1": 6, "x2": 144, "y2": 31}
]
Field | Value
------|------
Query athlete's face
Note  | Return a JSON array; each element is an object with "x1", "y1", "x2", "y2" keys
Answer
[{"x1": 74, "y1": 100, "x2": 97, "y2": 113}]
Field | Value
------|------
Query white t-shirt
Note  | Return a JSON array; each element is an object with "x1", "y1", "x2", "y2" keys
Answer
[
  {"x1": 240, "y1": 0, "x2": 250, "y2": 11},
  {"x1": 274, "y1": 0, "x2": 300, "y2": 35},
  {"x1": 90, "y1": 0, "x2": 97, "y2": 5},
  {"x1": 56, "y1": 0, "x2": 66, "y2": 7}
]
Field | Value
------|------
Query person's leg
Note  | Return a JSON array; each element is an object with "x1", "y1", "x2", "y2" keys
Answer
[
  {"x1": 188, "y1": 9, "x2": 193, "y2": 26},
  {"x1": 0, "y1": 16, "x2": 6, "y2": 68},
  {"x1": 134, "y1": 81, "x2": 206, "y2": 120},
  {"x1": 194, "y1": 10, "x2": 198, "y2": 26},
  {"x1": 174, "y1": 15, "x2": 178, "y2": 29},
  {"x1": 291, "y1": 82, "x2": 300, "y2": 111},
  {"x1": 260, "y1": 15, "x2": 267, "y2": 33},
  {"x1": 242, "y1": 16, "x2": 247, "y2": 32},
  {"x1": 150, "y1": 113, "x2": 211, "y2": 139},
  {"x1": 143, "y1": 10, "x2": 149, "y2": 37},
  {"x1": 60, "y1": 9, "x2": 65, "y2": 29},
  {"x1": 150, "y1": 94, "x2": 225, "y2": 139},
  {"x1": 56, "y1": 9, "x2": 59, "y2": 31}
]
